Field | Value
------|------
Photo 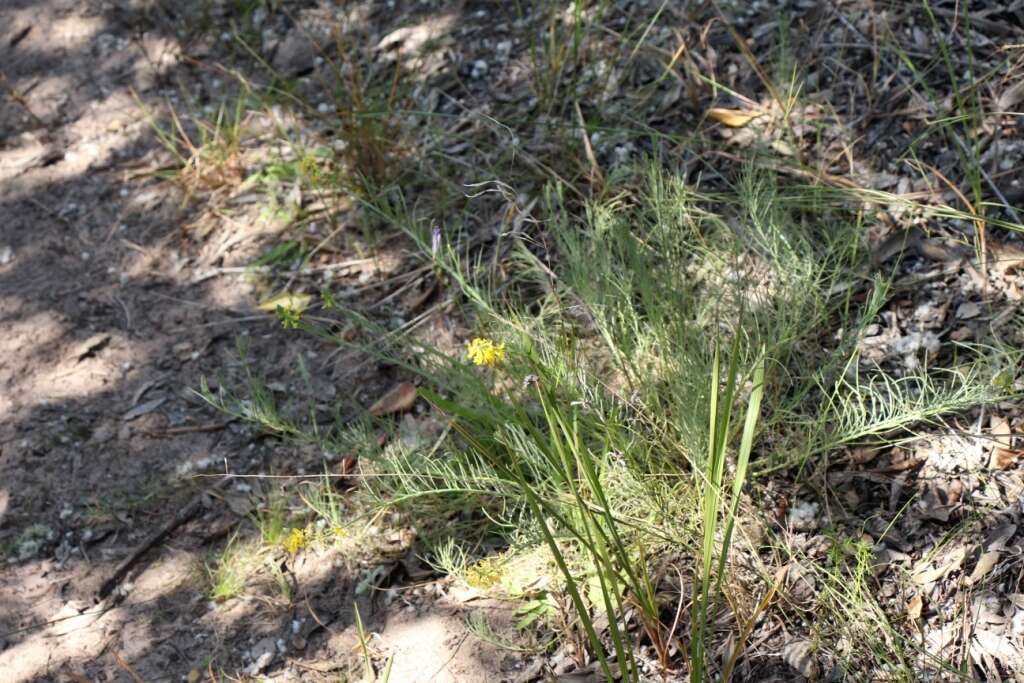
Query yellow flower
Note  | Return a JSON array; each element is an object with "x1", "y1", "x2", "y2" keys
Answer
[
  {"x1": 467, "y1": 337, "x2": 505, "y2": 367},
  {"x1": 282, "y1": 527, "x2": 306, "y2": 554},
  {"x1": 466, "y1": 558, "x2": 503, "y2": 589}
]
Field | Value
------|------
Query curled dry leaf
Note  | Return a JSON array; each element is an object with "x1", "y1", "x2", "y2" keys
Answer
[
  {"x1": 906, "y1": 592, "x2": 923, "y2": 622},
  {"x1": 368, "y1": 382, "x2": 418, "y2": 417},
  {"x1": 707, "y1": 107, "x2": 765, "y2": 127},
  {"x1": 990, "y1": 415, "x2": 1013, "y2": 450},
  {"x1": 990, "y1": 447, "x2": 1024, "y2": 470},
  {"x1": 967, "y1": 551, "x2": 1001, "y2": 586}
]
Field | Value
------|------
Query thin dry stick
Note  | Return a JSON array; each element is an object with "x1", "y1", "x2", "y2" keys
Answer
[
  {"x1": 98, "y1": 477, "x2": 230, "y2": 599},
  {"x1": 574, "y1": 100, "x2": 604, "y2": 191},
  {"x1": 113, "y1": 652, "x2": 147, "y2": 683}
]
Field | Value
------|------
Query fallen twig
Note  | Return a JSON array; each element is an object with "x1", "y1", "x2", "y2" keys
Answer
[
  {"x1": 97, "y1": 477, "x2": 230, "y2": 600},
  {"x1": 141, "y1": 420, "x2": 232, "y2": 437}
]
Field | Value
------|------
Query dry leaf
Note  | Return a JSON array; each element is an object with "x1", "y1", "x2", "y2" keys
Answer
[
  {"x1": 990, "y1": 415, "x2": 1013, "y2": 449},
  {"x1": 990, "y1": 446, "x2": 1024, "y2": 470},
  {"x1": 973, "y1": 630, "x2": 1024, "y2": 677},
  {"x1": 918, "y1": 478, "x2": 964, "y2": 521},
  {"x1": 782, "y1": 639, "x2": 821, "y2": 680},
  {"x1": 967, "y1": 551, "x2": 1001, "y2": 585},
  {"x1": 848, "y1": 446, "x2": 881, "y2": 465},
  {"x1": 707, "y1": 107, "x2": 765, "y2": 127},
  {"x1": 368, "y1": 382, "x2": 418, "y2": 417},
  {"x1": 257, "y1": 292, "x2": 312, "y2": 312},
  {"x1": 906, "y1": 592, "x2": 923, "y2": 622},
  {"x1": 985, "y1": 524, "x2": 1017, "y2": 550},
  {"x1": 911, "y1": 545, "x2": 966, "y2": 587},
  {"x1": 122, "y1": 397, "x2": 166, "y2": 421},
  {"x1": 996, "y1": 79, "x2": 1024, "y2": 112}
]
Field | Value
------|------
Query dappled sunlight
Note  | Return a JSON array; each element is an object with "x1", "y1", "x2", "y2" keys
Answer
[{"x1": 2, "y1": 0, "x2": 1023, "y2": 681}]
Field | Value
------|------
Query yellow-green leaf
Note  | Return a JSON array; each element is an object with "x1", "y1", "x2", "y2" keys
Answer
[{"x1": 258, "y1": 292, "x2": 312, "y2": 313}]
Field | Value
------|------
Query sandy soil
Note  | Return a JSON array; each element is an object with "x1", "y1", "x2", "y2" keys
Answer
[{"x1": 0, "y1": 2, "x2": 512, "y2": 681}]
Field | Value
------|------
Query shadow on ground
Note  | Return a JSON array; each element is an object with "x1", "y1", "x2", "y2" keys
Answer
[{"x1": 0, "y1": 0, "x2": 515, "y2": 680}]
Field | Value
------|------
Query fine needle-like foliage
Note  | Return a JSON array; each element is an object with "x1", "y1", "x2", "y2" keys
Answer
[{"x1": 207, "y1": 163, "x2": 1002, "y2": 677}]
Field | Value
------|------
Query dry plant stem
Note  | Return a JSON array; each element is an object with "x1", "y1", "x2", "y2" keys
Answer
[
  {"x1": 924, "y1": 162, "x2": 987, "y2": 284},
  {"x1": 721, "y1": 564, "x2": 787, "y2": 682},
  {"x1": 113, "y1": 652, "x2": 147, "y2": 683},
  {"x1": 574, "y1": 100, "x2": 604, "y2": 191}
]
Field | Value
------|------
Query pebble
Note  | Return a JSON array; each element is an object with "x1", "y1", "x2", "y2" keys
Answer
[
  {"x1": 0, "y1": 246, "x2": 13, "y2": 265},
  {"x1": 787, "y1": 500, "x2": 820, "y2": 531},
  {"x1": 956, "y1": 301, "x2": 981, "y2": 319},
  {"x1": 273, "y1": 33, "x2": 317, "y2": 76},
  {"x1": 470, "y1": 60, "x2": 489, "y2": 79},
  {"x1": 248, "y1": 637, "x2": 277, "y2": 674}
]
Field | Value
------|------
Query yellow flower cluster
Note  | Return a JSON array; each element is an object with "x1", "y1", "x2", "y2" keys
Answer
[
  {"x1": 465, "y1": 558, "x2": 503, "y2": 589},
  {"x1": 282, "y1": 527, "x2": 306, "y2": 554},
  {"x1": 467, "y1": 337, "x2": 505, "y2": 367}
]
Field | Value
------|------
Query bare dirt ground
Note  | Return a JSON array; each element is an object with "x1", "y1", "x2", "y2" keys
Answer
[{"x1": 0, "y1": 2, "x2": 509, "y2": 681}]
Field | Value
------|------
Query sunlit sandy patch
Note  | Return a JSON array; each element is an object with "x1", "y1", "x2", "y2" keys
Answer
[{"x1": 0, "y1": 310, "x2": 69, "y2": 418}]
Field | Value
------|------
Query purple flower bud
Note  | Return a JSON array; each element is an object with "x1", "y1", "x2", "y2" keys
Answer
[{"x1": 431, "y1": 225, "x2": 442, "y2": 257}]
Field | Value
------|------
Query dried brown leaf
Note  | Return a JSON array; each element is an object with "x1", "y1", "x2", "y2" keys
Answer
[
  {"x1": 967, "y1": 551, "x2": 1001, "y2": 586},
  {"x1": 990, "y1": 447, "x2": 1024, "y2": 470},
  {"x1": 996, "y1": 79, "x2": 1024, "y2": 112},
  {"x1": 911, "y1": 545, "x2": 966, "y2": 587},
  {"x1": 707, "y1": 107, "x2": 764, "y2": 127},
  {"x1": 368, "y1": 382, "x2": 418, "y2": 417},
  {"x1": 906, "y1": 592, "x2": 923, "y2": 622},
  {"x1": 990, "y1": 415, "x2": 1013, "y2": 450}
]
